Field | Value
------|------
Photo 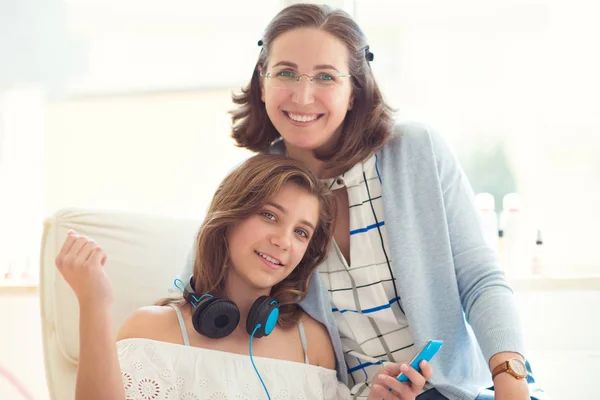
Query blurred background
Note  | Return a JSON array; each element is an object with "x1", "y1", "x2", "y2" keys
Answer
[{"x1": 0, "y1": 0, "x2": 598, "y2": 399}]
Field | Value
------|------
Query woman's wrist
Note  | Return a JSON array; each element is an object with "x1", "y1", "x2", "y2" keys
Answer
[
  {"x1": 493, "y1": 373, "x2": 530, "y2": 399},
  {"x1": 489, "y1": 351, "x2": 524, "y2": 370},
  {"x1": 490, "y1": 352, "x2": 529, "y2": 399}
]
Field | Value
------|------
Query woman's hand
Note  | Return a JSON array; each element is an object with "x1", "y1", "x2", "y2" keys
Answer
[
  {"x1": 55, "y1": 230, "x2": 112, "y2": 308},
  {"x1": 367, "y1": 361, "x2": 434, "y2": 400}
]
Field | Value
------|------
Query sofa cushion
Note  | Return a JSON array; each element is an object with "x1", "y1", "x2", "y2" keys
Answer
[{"x1": 40, "y1": 208, "x2": 199, "y2": 399}]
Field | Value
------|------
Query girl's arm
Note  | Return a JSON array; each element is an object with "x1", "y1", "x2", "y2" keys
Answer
[
  {"x1": 77, "y1": 303, "x2": 125, "y2": 400},
  {"x1": 301, "y1": 314, "x2": 336, "y2": 369},
  {"x1": 54, "y1": 230, "x2": 125, "y2": 400}
]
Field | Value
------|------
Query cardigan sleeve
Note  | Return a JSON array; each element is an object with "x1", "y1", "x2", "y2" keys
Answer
[{"x1": 426, "y1": 126, "x2": 526, "y2": 363}]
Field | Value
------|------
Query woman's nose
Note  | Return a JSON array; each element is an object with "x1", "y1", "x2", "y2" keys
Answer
[{"x1": 291, "y1": 80, "x2": 315, "y2": 105}]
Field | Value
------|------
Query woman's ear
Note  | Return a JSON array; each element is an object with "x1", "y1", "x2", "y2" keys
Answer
[
  {"x1": 348, "y1": 94, "x2": 355, "y2": 110},
  {"x1": 258, "y1": 66, "x2": 266, "y2": 102}
]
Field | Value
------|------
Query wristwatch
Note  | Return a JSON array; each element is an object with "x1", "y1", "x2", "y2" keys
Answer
[{"x1": 491, "y1": 358, "x2": 527, "y2": 380}]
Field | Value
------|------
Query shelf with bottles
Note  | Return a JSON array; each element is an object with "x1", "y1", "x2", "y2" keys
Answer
[
  {"x1": 476, "y1": 192, "x2": 551, "y2": 276},
  {"x1": 0, "y1": 274, "x2": 39, "y2": 294}
]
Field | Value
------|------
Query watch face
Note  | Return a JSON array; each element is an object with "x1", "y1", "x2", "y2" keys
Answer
[{"x1": 508, "y1": 359, "x2": 527, "y2": 377}]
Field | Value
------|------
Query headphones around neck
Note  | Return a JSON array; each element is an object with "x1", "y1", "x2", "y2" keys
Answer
[
  {"x1": 179, "y1": 276, "x2": 280, "y2": 339},
  {"x1": 174, "y1": 276, "x2": 280, "y2": 399}
]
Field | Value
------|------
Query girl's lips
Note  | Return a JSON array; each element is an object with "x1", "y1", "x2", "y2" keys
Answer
[{"x1": 254, "y1": 252, "x2": 283, "y2": 269}]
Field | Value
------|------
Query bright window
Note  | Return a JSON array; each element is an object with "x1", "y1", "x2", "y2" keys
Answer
[{"x1": 355, "y1": 0, "x2": 600, "y2": 275}]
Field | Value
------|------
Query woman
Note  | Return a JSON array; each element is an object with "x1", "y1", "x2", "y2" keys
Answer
[
  {"x1": 179, "y1": 4, "x2": 545, "y2": 400},
  {"x1": 56, "y1": 155, "x2": 427, "y2": 400}
]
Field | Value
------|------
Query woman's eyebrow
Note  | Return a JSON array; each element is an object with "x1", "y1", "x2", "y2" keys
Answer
[
  {"x1": 271, "y1": 61, "x2": 340, "y2": 72},
  {"x1": 313, "y1": 64, "x2": 340, "y2": 72},
  {"x1": 272, "y1": 61, "x2": 297, "y2": 69}
]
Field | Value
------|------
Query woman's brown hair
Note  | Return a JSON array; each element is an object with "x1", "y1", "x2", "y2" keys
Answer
[
  {"x1": 231, "y1": 3, "x2": 395, "y2": 173},
  {"x1": 157, "y1": 154, "x2": 335, "y2": 326}
]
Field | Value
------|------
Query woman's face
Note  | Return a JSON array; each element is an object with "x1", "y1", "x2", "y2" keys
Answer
[
  {"x1": 226, "y1": 183, "x2": 320, "y2": 292},
  {"x1": 261, "y1": 28, "x2": 354, "y2": 154}
]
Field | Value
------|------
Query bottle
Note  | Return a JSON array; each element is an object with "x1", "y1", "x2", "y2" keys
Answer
[
  {"x1": 531, "y1": 229, "x2": 544, "y2": 276},
  {"x1": 475, "y1": 193, "x2": 498, "y2": 251},
  {"x1": 3, "y1": 262, "x2": 13, "y2": 281},
  {"x1": 497, "y1": 225, "x2": 505, "y2": 269},
  {"x1": 500, "y1": 193, "x2": 530, "y2": 277}
]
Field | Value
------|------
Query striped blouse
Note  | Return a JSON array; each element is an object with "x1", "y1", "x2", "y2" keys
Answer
[{"x1": 319, "y1": 154, "x2": 431, "y2": 397}]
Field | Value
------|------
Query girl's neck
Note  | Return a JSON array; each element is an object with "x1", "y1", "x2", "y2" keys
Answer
[{"x1": 219, "y1": 280, "x2": 271, "y2": 337}]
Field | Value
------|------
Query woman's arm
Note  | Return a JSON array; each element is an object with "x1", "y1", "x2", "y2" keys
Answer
[{"x1": 427, "y1": 129, "x2": 530, "y2": 399}]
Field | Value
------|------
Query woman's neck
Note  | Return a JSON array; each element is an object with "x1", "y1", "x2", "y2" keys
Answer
[{"x1": 285, "y1": 143, "x2": 345, "y2": 180}]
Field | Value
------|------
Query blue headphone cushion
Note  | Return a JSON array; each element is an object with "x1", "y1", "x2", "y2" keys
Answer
[{"x1": 246, "y1": 296, "x2": 279, "y2": 338}]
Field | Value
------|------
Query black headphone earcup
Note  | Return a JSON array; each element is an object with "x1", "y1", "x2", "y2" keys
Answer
[
  {"x1": 192, "y1": 297, "x2": 240, "y2": 339},
  {"x1": 246, "y1": 296, "x2": 279, "y2": 338}
]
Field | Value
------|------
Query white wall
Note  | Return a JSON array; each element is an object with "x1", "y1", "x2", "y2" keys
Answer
[
  {"x1": 43, "y1": 90, "x2": 253, "y2": 220},
  {"x1": 0, "y1": 289, "x2": 48, "y2": 400},
  {"x1": 514, "y1": 289, "x2": 600, "y2": 400}
]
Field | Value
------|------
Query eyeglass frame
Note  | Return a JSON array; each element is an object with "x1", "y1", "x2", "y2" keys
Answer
[{"x1": 259, "y1": 69, "x2": 353, "y2": 87}]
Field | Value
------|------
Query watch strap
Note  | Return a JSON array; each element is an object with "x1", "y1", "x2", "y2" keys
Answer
[{"x1": 492, "y1": 361, "x2": 509, "y2": 380}]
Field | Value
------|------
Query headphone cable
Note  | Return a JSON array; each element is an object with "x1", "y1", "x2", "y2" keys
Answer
[{"x1": 250, "y1": 324, "x2": 271, "y2": 400}]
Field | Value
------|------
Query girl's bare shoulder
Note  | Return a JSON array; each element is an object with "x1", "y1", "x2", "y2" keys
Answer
[
  {"x1": 116, "y1": 304, "x2": 183, "y2": 342},
  {"x1": 300, "y1": 312, "x2": 336, "y2": 370}
]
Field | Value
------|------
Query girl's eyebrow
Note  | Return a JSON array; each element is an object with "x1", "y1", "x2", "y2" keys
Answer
[
  {"x1": 265, "y1": 201, "x2": 316, "y2": 231},
  {"x1": 271, "y1": 60, "x2": 340, "y2": 72}
]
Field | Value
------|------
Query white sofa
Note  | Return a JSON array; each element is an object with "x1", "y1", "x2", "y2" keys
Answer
[{"x1": 39, "y1": 208, "x2": 200, "y2": 400}]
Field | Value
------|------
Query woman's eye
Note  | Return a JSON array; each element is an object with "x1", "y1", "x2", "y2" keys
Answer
[
  {"x1": 276, "y1": 70, "x2": 296, "y2": 78},
  {"x1": 316, "y1": 73, "x2": 335, "y2": 81},
  {"x1": 262, "y1": 212, "x2": 276, "y2": 220}
]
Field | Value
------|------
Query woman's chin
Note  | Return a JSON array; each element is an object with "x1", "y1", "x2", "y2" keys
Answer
[{"x1": 281, "y1": 135, "x2": 334, "y2": 154}]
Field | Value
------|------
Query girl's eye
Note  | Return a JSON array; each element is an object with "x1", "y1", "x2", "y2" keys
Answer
[
  {"x1": 262, "y1": 212, "x2": 276, "y2": 220},
  {"x1": 295, "y1": 228, "x2": 309, "y2": 238}
]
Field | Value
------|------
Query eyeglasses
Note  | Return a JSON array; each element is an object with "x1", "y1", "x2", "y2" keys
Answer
[{"x1": 260, "y1": 69, "x2": 352, "y2": 90}]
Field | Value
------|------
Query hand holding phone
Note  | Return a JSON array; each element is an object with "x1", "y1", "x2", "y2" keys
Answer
[{"x1": 396, "y1": 340, "x2": 443, "y2": 383}]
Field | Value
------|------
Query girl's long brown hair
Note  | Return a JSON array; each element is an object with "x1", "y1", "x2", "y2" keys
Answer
[
  {"x1": 157, "y1": 154, "x2": 335, "y2": 326},
  {"x1": 231, "y1": 3, "x2": 395, "y2": 173}
]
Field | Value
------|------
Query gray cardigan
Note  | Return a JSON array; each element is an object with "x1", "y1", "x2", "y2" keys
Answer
[{"x1": 179, "y1": 122, "x2": 525, "y2": 400}]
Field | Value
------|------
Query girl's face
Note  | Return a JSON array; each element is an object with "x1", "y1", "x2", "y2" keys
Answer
[
  {"x1": 261, "y1": 28, "x2": 354, "y2": 154},
  {"x1": 226, "y1": 183, "x2": 320, "y2": 292}
]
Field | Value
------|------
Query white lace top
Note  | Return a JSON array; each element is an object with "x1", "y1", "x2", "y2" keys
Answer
[{"x1": 117, "y1": 306, "x2": 351, "y2": 400}]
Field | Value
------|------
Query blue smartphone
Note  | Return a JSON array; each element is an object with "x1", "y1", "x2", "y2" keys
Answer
[{"x1": 396, "y1": 340, "x2": 444, "y2": 383}]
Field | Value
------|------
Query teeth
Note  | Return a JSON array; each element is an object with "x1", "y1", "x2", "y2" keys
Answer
[
  {"x1": 287, "y1": 112, "x2": 319, "y2": 122},
  {"x1": 257, "y1": 251, "x2": 282, "y2": 266}
]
